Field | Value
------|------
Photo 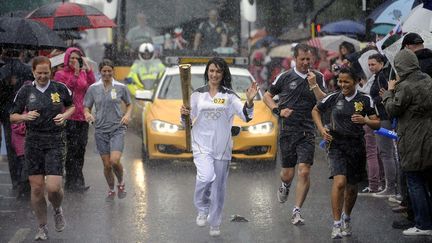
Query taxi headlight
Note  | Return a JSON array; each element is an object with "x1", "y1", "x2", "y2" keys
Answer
[
  {"x1": 151, "y1": 120, "x2": 179, "y2": 133},
  {"x1": 245, "y1": 122, "x2": 273, "y2": 134}
]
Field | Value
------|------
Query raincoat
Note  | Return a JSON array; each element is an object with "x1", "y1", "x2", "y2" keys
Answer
[
  {"x1": 54, "y1": 47, "x2": 96, "y2": 121},
  {"x1": 383, "y1": 49, "x2": 432, "y2": 172},
  {"x1": 126, "y1": 59, "x2": 165, "y2": 96}
]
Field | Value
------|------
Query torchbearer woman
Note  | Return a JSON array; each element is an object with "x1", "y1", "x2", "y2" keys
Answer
[
  {"x1": 180, "y1": 57, "x2": 258, "y2": 237},
  {"x1": 311, "y1": 68, "x2": 380, "y2": 239}
]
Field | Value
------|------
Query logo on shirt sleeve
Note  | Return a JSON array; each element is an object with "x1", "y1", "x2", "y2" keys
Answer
[{"x1": 51, "y1": 92, "x2": 61, "y2": 103}]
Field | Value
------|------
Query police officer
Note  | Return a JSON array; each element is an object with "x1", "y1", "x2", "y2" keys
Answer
[
  {"x1": 312, "y1": 67, "x2": 379, "y2": 239},
  {"x1": 10, "y1": 56, "x2": 75, "y2": 240},
  {"x1": 263, "y1": 43, "x2": 326, "y2": 225},
  {"x1": 126, "y1": 42, "x2": 165, "y2": 96}
]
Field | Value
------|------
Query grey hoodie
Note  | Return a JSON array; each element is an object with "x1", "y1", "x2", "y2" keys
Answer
[{"x1": 383, "y1": 49, "x2": 432, "y2": 171}]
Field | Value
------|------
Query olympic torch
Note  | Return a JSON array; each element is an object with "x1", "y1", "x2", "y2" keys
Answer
[{"x1": 179, "y1": 64, "x2": 192, "y2": 152}]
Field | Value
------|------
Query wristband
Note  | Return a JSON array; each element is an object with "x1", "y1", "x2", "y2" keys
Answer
[
  {"x1": 272, "y1": 107, "x2": 280, "y2": 116},
  {"x1": 309, "y1": 84, "x2": 318, "y2": 91}
]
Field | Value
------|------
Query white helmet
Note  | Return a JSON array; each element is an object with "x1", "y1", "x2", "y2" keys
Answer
[{"x1": 138, "y1": 43, "x2": 154, "y2": 60}]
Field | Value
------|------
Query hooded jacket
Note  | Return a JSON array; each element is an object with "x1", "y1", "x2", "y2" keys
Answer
[
  {"x1": 383, "y1": 49, "x2": 432, "y2": 172},
  {"x1": 54, "y1": 47, "x2": 95, "y2": 121}
]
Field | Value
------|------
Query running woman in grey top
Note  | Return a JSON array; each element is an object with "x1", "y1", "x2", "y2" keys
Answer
[
  {"x1": 84, "y1": 59, "x2": 132, "y2": 202},
  {"x1": 180, "y1": 57, "x2": 258, "y2": 237}
]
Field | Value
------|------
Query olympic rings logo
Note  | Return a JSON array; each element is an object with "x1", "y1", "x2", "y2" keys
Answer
[{"x1": 204, "y1": 111, "x2": 222, "y2": 120}]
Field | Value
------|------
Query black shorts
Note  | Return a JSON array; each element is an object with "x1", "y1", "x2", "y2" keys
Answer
[
  {"x1": 279, "y1": 131, "x2": 315, "y2": 168},
  {"x1": 25, "y1": 134, "x2": 65, "y2": 176},
  {"x1": 328, "y1": 136, "x2": 366, "y2": 185}
]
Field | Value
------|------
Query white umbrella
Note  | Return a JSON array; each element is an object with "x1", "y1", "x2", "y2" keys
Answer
[
  {"x1": 308, "y1": 35, "x2": 361, "y2": 52},
  {"x1": 358, "y1": 49, "x2": 379, "y2": 80},
  {"x1": 268, "y1": 43, "x2": 292, "y2": 57},
  {"x1": 402, "y1": 3, "x2": 432, "y2": 32},
  {"x1": 382, "y1": 29, "x2": 432, "y2": 71}
]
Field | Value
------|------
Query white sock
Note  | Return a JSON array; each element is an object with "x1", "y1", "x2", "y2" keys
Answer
[
  {"x1": 342, "y1": 212, "x2": 350, "y2": 221},
  {"x1": 292, "y1": 206, "x2": 300, "y2": 214},
  {"x1": 282, "y1": 181, "x2": 291, "y2": 189},
  {"x1": 334, "y1": 220, "x2": 342, "y2": 226}
]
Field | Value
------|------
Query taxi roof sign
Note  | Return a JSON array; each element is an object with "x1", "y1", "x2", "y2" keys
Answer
[{"x1": 165, "y1": 56, "x2": 248, "y2": 66}]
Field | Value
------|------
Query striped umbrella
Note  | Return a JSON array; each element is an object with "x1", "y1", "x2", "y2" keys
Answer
[
  {"x1": 26, "y1": 2, "x2": 116, "y2": 31},
  {"x1": 308, "y1": 35, "x2": 361, "y2": 52}
]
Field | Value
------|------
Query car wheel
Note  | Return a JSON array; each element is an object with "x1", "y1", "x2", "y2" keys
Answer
[{"x1": 141, "y1": 139, "x2": 160, "y2": 165}]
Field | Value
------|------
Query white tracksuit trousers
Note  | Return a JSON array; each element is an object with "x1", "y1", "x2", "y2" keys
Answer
[{"x1": 193, "y1": 153, "x2": 230, "y2": 227}]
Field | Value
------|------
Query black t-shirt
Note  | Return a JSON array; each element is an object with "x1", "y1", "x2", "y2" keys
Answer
[
  {"x1": 10, "y1": 81, "x2": 73, "y2": 134},
  {"x1": 269, "y1": 69, "x2": 325, "y2": 132},
  {"x1": 317, "y1": 91, "x2": 376, "y2": 137},
  {"x1": 197, "y1": 21, "x2": 227, "y2": 50}
]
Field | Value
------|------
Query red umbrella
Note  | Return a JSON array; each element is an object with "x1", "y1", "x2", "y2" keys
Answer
[{"x1": 26, "y1": 2, "x2": 116, "y2": 31}]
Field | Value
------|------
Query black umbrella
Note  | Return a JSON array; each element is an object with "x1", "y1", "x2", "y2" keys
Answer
[{"x1": 0, "y1": 17, "x2": 66, "y2": 50}]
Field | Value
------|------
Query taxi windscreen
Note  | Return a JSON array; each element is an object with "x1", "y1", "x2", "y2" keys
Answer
[{"x1": 158, "y1": 74, "x2": 261, "y2": 100}]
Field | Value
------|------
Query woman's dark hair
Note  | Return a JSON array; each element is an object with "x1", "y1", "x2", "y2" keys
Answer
[
  {"x1": 339, "y1": 41, "x2": 356, "y2": 54},
  {"x1": 99, "y1": 58, "x2": 114, "y2": 71},
  {"x1": 204, "y1": 57, "x2": 232, "y2": 89},
  {"x1": 338, "y1": 67, "x2": 359, "y2": 83},
  {"x1": 368, "y1": 53, "x2": 385, "y2": 63},
  {"x1": 32, "y1": 56, "x2": 51, "y2": 71}
]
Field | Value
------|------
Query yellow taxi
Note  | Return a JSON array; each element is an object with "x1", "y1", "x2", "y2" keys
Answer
[{"x1": 132, "y1": 57, "x2": 278, "y2": 162}]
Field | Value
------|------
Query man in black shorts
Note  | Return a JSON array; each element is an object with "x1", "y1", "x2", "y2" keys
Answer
[
  {"x1": 10, "y1": 56, "x2": 75, "y2": 241},
  {"x1": 263, "y1": 43, "x2": 326, "y2": 225}
]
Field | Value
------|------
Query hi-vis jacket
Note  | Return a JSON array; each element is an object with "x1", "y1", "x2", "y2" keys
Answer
[
  {"x1": 186, "y1": 85, "x2": 254, "y2": 161},
  {"x1": 126, "y1": 59, "x2": 165, "y2": 96}
]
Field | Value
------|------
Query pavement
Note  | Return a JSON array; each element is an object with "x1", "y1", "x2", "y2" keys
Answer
[{"x1": 0, "y1": 128, "x2": 431, "y2": 242}]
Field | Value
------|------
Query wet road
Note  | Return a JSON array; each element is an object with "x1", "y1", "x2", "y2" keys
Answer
[{"x1": 1, "y1": 127, "x2": 431, "y2": 243}]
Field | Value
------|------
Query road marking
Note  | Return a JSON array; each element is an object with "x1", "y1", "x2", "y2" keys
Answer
[{"x1": 8, "y1": 228, "x2": 30, "y2": 243}]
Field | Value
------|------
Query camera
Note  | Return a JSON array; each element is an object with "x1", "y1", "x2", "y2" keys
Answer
[
  {"x1": 331, "y1": 63, "x2": 342, "y2": 73},
  {"x1": 78, "y1": 58, "x2": 83, "y2": 68}
]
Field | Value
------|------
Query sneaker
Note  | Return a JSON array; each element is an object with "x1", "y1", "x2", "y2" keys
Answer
[
  {"x1": 196, "y1": 213, "x2": 207, "y2": 227},
  {"x1": 372, "y1": 189, "x2": 395, "y2": 198},
  {"x1": 117, "y1": 184, "x2": 127, "y2": 199},
  {"x1": 388, "y1": 194, "x2": 403, "y2": 204},
  {"x1": 53, "y1": 208, "x2": 65, "y2": 232},
  {"x1": 358, "y1": 187, "x2": 380, "y2": 196},
  {"x1": 209, "y1": 226, "x2": 221, "y2": 237},
  {"x1": 106, "y1": 190, "x2": 116, "y2": 202},
  {"x1": 392, "y1": 219, "x2": 415, "y2": 229},
  {"x1": 342, "y1": 219, "x2": 352, "y2": 236},
  {"x1": 277, "y1": 185, "x2": 289, "y2": 203},
  {"x1": 392, "y1": 205, "x2": 408, "y2": 213},
  {"x1": 34, "y1": 225, "x2": 48, "y2": 241},
  {"x1": 291, "y1": 211, "x2": 305, "y2": 225},
  {"x1": 403, "y1": 227, "x2": 432, "y2": 236},
  {"x1": 331, "y1": 224, "x2": 343, "y2": 239}
]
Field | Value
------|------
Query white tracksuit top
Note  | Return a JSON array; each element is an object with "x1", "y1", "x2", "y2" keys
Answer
[{"x1": 187, "y1": 85, "x2": 254, "y2": 161}]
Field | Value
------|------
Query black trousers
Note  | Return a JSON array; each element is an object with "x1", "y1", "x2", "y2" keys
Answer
[
  {"x1": 64, "y1": 120, "x2": 89, "y2": 190},
  {"x1": 0, "y1": 113, "x2": 19, "y2": 188}
]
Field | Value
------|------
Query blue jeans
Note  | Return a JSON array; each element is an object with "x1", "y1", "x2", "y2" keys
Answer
[{"x1": 406, "y1": 170, "x2": 432, "y2": 230}]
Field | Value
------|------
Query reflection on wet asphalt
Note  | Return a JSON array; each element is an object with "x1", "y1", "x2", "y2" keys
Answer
[{"x1": 0, "y1": 127, "x2": 430, "y2": 242}]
